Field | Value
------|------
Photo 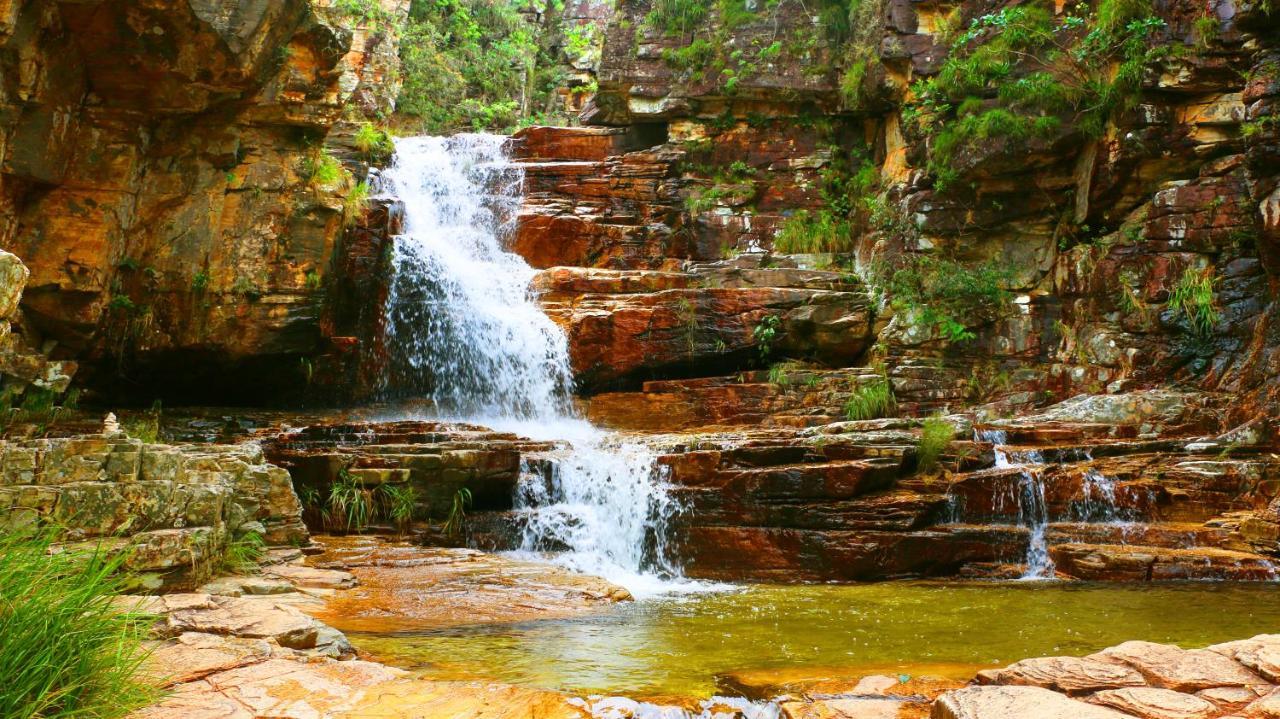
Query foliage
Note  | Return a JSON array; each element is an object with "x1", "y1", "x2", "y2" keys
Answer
[
  {"x1": 442, "y1": 487, "x2": 473, "y2": 537},
  {"x1": 352, "y1": 123, "x2": 394, "y2": 162},
  {"x1": 774, "y1": 210, "x2": 853, "y2": 254},
  {"x1": 325, "y1": 469, "x2": 374, "y2": 533},
  {"x1": 916, "y1": 417, "x2": 955, "y2": 473},
  {"x1": 767, "y1": 362, "x2": 791, "y2": 386},
  {"x1": 343, "y1": 180, "x2": 372, "y2": 227},
  {"x1": 1168, "y1": 267, "x2": 1219, "y2": 337},
  {"x1": 752, "y1": 314, "x2": 781, "y2": 362},
  {"x1": 906, "y1": 0, "x2": 1169, "y2": 190},
  {"x1": 0, "y1": 525, "x2": 157, "y2": 719},
  {"x1": 397, "y1": 0, "x2": 572, "y2": 133},
  {"x1": 191, "y1": 270, "x2": 211, "y2": 294},
  {"x1": 121, "y1": 401, "x2": 163, "y2": 444},
  {"x1": 881, "y1": 255, "x2": 1014, "y2": 343},
  {"x1": 221, "y1": 530, "x2": 266, "y2": 574},
  {"x1": 646, "y1": 0, "x2": 711, "y2": 37},
  {"x1": 304, "y1": 151, "x2": 343, "y2": 188},
  {"x1": 378, "y1": 484, "x2": 419, "y2": 535},
  {"x1": 844, "y1": 377, "x2": 896, "y2": 420}
]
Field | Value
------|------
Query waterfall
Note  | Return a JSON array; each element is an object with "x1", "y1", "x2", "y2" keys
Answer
[
  {"x1": 977, "y1": 429, "x2": 1055, "y2": 579},
  {"x1": 378, "y1": 135, "x2": 685, "y2": 595}
]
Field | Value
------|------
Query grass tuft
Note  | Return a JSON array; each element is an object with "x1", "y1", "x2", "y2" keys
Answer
[
  {"x1": 916, "y1": 417, "x2": 956, "y2": 473},
  {"x1": 844, "y1": 377, "x2": 897, "y2": 421},
  {"x1": 0, "y1": 525, "x2": 157, "y2": 719}
]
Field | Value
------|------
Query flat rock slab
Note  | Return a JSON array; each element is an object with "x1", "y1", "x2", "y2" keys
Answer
[
  {"x1": 307, "y1": 535, "x2": 631, "y2": 633},
  {"x1": 1087, "y1": 687, "x2": 1219, "y2": 719},
  {"x1": 1091, "y1": 641, "x2": 1267, "y2": 692},
  {"x1": 131, "y1": 658, "x2": 405, "y2": 719},
  {"x1": 932, "y1": 686, "x2": 1132, "y2": 719},
  {"x1": 152, "y1": 594, "x2": 330, "y2": 650},
  {"x1": 344, "y1": 679, "x2": 587, "y2": 718},
  {"x1": 140, "y1": 632, "x2": 278, "y2": 687},
  {"x1": 976, "y1": 656, "x2": 1147, "y2": 694},
  {"x1": 781, "y1": 696, "x2": 912, "y2": 718},
  {"x1": 261, "y1": 564, "x2": 357, "y2": 590}
]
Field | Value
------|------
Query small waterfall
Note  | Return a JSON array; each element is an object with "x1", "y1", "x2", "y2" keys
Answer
[
  {"x1": 977, "y1": 429, "x2": 1054, "y2": 579},
  {"x1": 378, "y1": 135, "x2": 684, "y2": 594}
]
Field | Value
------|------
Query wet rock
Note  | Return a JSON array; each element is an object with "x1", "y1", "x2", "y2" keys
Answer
[
  {"x1": 1209, "y1": 636, "x2": 1280, "y2": 682},
  {"x1": 931, "y1": 685, "x2": 1131, "y2": 719},
  {"x1": 1086, "y1": 687, "x2": 1220, "y2": 719},
  {"x1": 781, "y1": 696, "x2": 910, "y2": 718},
  {"x1": 1090, "y1": 641, "x2": 1268, "y2": 692},
  {"x1": 975, "y1": 656, "x2": 1147, "y2": 694},
  {"x1": 156, "y1": 594, "x2": 329, "y2": 651},
  {"x1": 306, "y1": 536, "x2": 631, "y2": 634},
  {"x1": 260, "y1": 564, "x2": 357, "y2": 591}
]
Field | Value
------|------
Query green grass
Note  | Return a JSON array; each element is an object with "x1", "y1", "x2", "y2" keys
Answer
[
  {"x1": 916, "y1": 417, "x2": 955, "y2": 473},
  {"x1": 442, "y1": 487, "x2": 473, "y2": 537},
  {"x1": 220, "y1": 530, "x2": 266, "y2": 574},
  {"x1": 0, "y1": 525, "x2": 158, "y2": 719},
  {"x1": 378, "y1": 484, "x2": 419, "y2": 535},
  {"x1": 305, "y1": 152, "x2": 343, "y2": 187},
  {"x1": 121, "y1": 401, "x2": 163, "y2": 444},
  {"x1": 844, "y1": 378, "x2": 896, "y2": 421},
  {"x1": 645, "y1": 0, "x2": 710, "y2": 36},
  {"x1": 325, "y1": 469, "x2": 374, "y2": 533},
  {"x1": 1168, "y1": 267, "x2": 1219, "y2": 337},
  {"x1": 881, "y1": 255, "x2": 1013, "y2": 343}
]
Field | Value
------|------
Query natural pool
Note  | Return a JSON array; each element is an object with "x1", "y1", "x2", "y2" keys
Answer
[{"x1": 345, "y1": 581, "x2": 1280, "y2": 699}]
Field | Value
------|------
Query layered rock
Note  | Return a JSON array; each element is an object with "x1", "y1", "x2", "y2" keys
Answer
[{"x1": 0, "y1": 430, "x2": 306, "y2": 585}]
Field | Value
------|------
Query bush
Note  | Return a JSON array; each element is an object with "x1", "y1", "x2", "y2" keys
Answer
[
  {"x1": 0, "y1": 525, "x2": 156, "y2": 719},
  {"x1": 881, "y1": 254, "x2": 1014, "y2": 343},
  {"x1": 844, "y1": 377, "x2": 896, "y2": 420},
  {"x1": 1168, "y1": 267, "x2": 1219, "y2": 337},
  {"x1": 916, "y1": 417, "x2": 955, "y2": 473}
]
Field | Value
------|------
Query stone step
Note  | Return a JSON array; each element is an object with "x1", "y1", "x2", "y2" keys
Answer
[{"x1": 1050, "y1": 542, "x2": 1278, "y2": 581}]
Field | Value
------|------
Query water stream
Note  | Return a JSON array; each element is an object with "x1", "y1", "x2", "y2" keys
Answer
[{"x1": 379, "y1": 135, "x2": 685, "y2": 594}]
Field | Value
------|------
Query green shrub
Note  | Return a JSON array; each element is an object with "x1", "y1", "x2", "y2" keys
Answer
[
  {"x1": 752, "y1": 314, "x2": 781, "y2": 362},
  {"x1": 844, "y1": 377, "x2": 896, "y2": 420},
  {"x1": 882, "y1": 255, "x2": 1014, "y2": 343},
  {"x1": 916, "y1": 417, "x2": 955, "y2": 472},
  {"x1": 378, "y1": 484, "x2": 419, "y2": 535},
  {"x1": 645, "y1": 0, "x2": 710, "y2": 36},
  {"x1": 774, "y1": 210, "x2": 853, "y2": 254},
  {"x1": 305, "y1": 152, "x2": 343, "y2": 188},
  {"x1": 0, "y1": 525, "x2": 157, "y2": 719},
  {"x1": 352, "y1": 123, "x2": 393, "y2": 161}
]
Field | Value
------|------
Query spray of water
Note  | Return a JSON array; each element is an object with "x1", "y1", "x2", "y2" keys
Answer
[{"x1": 378, "y1": 135, "x2": 694, "y2": 596}]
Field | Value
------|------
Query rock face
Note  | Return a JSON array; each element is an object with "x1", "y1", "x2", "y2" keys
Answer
[
  {"x1": 0, "y1": 0, "x2": 406, "y2": 404},
  {"x1": 0, "y1": 432, "x2": 306, "y2": 584}
]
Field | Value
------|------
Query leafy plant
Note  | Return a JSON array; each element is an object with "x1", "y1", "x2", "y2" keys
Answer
[
  {"x1": 917, "y1": 417, "x2": 956, "y2": 473},
  {"x1": 768, "y1": 362, "x2": 791, "y2": 386},
  {"x1": 881, "y1": 255, "x2": 1013, "y2": 343},
  {"x1": 1168, "y1": 266, "x2": 1219, "y2": 337},
  {"x1": 844, "y1": 377, "x2": 896, "y2": 421},
  {"x1": 752, "y1": 314, "x2": 781, "y2": 362},
  {"x1": 304, "y1": 151, "x2": 343, "y2": 187},
  {"x1": 0, "y1": 525, "x2": 157, "y2": 719},
  {"x1": 442, "y1": 487, "x2": 473, "y2": 537},
  {"x1": 191, "y1": 270, "x2": 211, "y2": 294}
]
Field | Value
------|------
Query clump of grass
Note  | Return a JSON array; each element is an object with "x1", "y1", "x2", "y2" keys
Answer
[
  {"x1": 352, "y1": 123, "x2": 393, "y2": 160},
  {"x1": 768, "y1": 362, "x2": 792, "y2": 387},
  {"x1": 304, "y1": 151, "x2": 343, "y2": 188},
  {"x1": 844, "y1": 378, "x2": 897, "y2": 421},
  {"x1": 442, "y1": 487, "x2": 472, "y2": 537},
  {"x1": 1168, "y1": 266, "x2": 1219, "y2": 337},
  {"x1": 378, "y1": 484, "x2": 419, "y2": 535},
  {"x1": 220, "y1": 530, "x2": 266, "y2": 574},
  {"x1": 343, "y1": 180, "x2": 372, "y2": 227},
  {"x1": 325, "y1": 469, "x2": 374, "y2": 533},
  {"x1": 917, "y1": 417, "x2": 956, "y2": 473},
  {"x1": 0, "y1": 525, "x2": 157, "y2": 719},
  {"x1": 774, "y1": 210, "x2": 854, "y2": 254},
  {"x1": 645, "y1": 0, "x2": 709, "y2": 36}
]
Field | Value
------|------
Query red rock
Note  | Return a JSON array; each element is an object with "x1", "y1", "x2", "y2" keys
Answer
[{"x1": 1090, "y1": 641, "x2": 1268, "y2": 692}]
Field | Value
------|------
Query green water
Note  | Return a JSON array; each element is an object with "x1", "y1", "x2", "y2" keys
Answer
[{"x1": 350, "y1": 581, "x2": 1280, "y2": 698}]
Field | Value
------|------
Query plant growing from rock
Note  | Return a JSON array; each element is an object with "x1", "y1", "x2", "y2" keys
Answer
[
  {"x1": 752, "y1": 314, "x2": 781, "y2": 362},
  {"x1": 121, "y1": 400, "x2": 163, "y2": 444},
  {"x1": 221, "y1": 530, "x2": 266, "y2": 574},
  {"x1": 378, "y1": 484, "x2": 419, "y2": 536},
  {"x1": 442, "y1": 487, "x2": 473, "y2": 537},
  {"x1": 325, "y1": 469, "x2": 374, "y2": 533},
  {"x1": 916, "y1": 417, "x2": 956, "y2": 473},
  {"x1": 844, "y1": 377, "x2": 896, "y2": 420},
  {"x1": 0, "y1": 525, "x2": 157, "y2": 719},
  {"x1": 880, "y1": 254, "x2": 1014, "y2": 343},
  {"x1": 1168, "y1": 266, "x2": 1220, "y2": 337}
]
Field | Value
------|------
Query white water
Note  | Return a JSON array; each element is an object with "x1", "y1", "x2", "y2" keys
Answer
[
  {"x1": 378, "y1": 135, "x2": 692, "y2": 597},
  {"x1": 976, "y1": 429, "x2": 1054, "y2": 579}
]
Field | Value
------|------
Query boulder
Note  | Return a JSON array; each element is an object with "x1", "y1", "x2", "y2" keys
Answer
[
  {"x1": 1090, "y1": 641, "x2": 1267, "y2": 692},
  {"x1": 0, "y1": 250, "x2": 28, "y2": 321},
  {"x1": 931, "y1": 685, "x2": 1131, "y2": 719},
  {"x1": 975, "y1": 656, "x2": 1147, "y2": 694},
  {"x1": 1086, "y1": 687, "x2": 1220, "y2": 719}
]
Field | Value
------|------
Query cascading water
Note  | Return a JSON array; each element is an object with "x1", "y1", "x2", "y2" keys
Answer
[
  {"x1": 378, "y1": 135, "x2": 687, "y2": 595},
  {"x1": 976, "y1": 429, "x2": 1055, "y2": 579}
]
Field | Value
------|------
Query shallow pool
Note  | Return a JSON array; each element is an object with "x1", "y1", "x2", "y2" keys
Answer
[{"x1": 346, "y1": 581, "x2": 1280, "y2": 698}]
